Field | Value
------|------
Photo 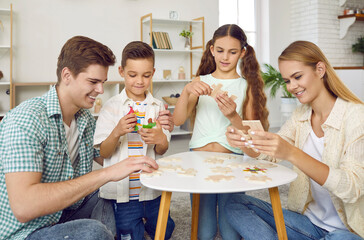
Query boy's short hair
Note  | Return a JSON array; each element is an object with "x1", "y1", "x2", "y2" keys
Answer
[
  {"x1": 56, "y1": 36, "x2": 116, "y2": 84},
  {"x1": 121, "y1": 41, "x2": 155, "y2": 68}
]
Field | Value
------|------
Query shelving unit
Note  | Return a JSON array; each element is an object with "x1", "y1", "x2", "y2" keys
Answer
[
  {"x1": 337, "y1": 13, "x2": 364, "y2": 39},
  {"x1": 140, "y1": 13, "x2": 204, "y2": 136},
  {"x1": 12, "y1": 81, "x2": 124, "y2": 117},
  {"x1": 0, "y1": 4, "x2": 13, "y2": 118}
]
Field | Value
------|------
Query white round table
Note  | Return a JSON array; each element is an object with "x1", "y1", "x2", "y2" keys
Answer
[{"x1": 141, "y1": 151, "x2": 297, "y2": 240}]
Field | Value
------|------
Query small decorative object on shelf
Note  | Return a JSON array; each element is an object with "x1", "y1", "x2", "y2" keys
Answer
[
  {"x1": 178, "y1": 66, "x2": 186, "y2": 80},
  {"x1": 163, "y1": 69, "x2": 172, "y2": 80},
  {"x1": 352, "y1": 36, "x2": 364, "y2": 65},
  {"x1": 162, "y1": 93, "x2": 180, "y2": 106},
  {"x1": 0, "y1": 20, "x2": 3, "y2": 32},
  {"x1": 169, "y1": 10, "x2": 179, "y2": 20},
  {"x1": 0, "y1": 70, "x2": 3, "y2": 80},
  {"x1": 94, "y1": 98, "x2": 102, "y2": 114},
  {"x1": 179, "y1": 30, "x2": 193, "y2": 50}
]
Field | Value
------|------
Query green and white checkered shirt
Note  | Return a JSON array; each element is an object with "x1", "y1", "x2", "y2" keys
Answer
[{"x1": 0, "y1": 86, "x2": 100, "y2": 240}]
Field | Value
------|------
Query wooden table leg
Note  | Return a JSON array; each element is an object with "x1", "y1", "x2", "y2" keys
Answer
[
  {"x1": 155, "y1": 191, "x2": 172, "y2": 240},
  {"x1": 191, "y1": 193, "x2": 200, "y2": 240},
  {"x1": 269, "y1": 187, "x2": 288, "y2": 240}
]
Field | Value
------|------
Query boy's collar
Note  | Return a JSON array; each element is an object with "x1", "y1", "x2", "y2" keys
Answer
[{"x1": 120, "y1": 88, "x2": 158, "y2": 105}]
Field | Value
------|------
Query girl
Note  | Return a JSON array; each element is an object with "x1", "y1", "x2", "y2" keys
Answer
[
  {"x1": 173, "y1": 24, "x2": 269, "y2": 240},
  {"x1": 225, "y1": 41, "x2": 364, "y2": 240}
]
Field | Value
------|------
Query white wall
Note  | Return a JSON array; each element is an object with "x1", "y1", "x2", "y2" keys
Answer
[
  {"x1": 291, "y1": 0, "x2": 364, "y2": 67},
  {"x1": 0, "y1": 0, "x2": 218, "y2": 84},
  {"x1": 265, "y1": 0, "x2": 292, "y2": 127}
]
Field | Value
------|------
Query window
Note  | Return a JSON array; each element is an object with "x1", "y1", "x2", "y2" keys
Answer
[{"x1": 219, "y1": 0, "x2": 257, "y2": 48}]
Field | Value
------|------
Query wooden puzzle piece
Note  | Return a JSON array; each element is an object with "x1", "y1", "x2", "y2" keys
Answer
[
  {"x1": 227, "y1": 162, "x2": 255, "y2": 169},
  {"x1": 245, "y1": 175, "x2": 272, "y2": 183},
  {"x1": 158, "y1": 164, "x2": 183, "y2": 172},
  {"x1": 256, "y1": 162, "x2": 278, "y2": 168},
  {"x1": 210, "y1": 83, "x2": 237, "y2": 101},
  {"x1": 141, "y1": 170, "x2": 163, "y2": 177},
  {"x1": 243, "y1": 167, "x2": 267, "y2": 174},
  {"x1": 204, "y1": 157, "x2": 225, "y2": 164},
  {"x1": 205, "y1": 175, "x2": 235, "y2": 182},
  {"x1": 177, "y1": 168, "x2": 198, "y2": 177},
  {"x1": 158, "y1": 157, "x2": 182, "y2": 163},
  {"x1": 210, "y1": 166, "x2": 232, "y2": 174}
]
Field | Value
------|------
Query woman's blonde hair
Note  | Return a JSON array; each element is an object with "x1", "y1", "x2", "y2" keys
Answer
[{"x1": 279, "y1": 41, "x2": 363, "y2": 104}]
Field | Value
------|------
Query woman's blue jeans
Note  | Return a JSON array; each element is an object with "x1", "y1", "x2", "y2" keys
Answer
[
  {"x1": 190, "y1": 193, "x2": 240, "y2": 240},
  {"x1": 225, "y1": 193, "x2": 363, "y2": 240},
  {"x1": 112, "y1": 196, "x2": 175, "y2": 240},
  {"x1": 26, "y1": 190, "x2": 115, "y2": 240}
]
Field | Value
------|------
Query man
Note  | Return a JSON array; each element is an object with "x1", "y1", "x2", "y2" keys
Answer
[{"x1": 0, "y1": 36, "x2": 172, "y2": 240}]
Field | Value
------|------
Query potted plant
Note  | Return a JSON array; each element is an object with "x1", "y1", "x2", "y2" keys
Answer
[
  {"x1": 352, "y1": 36, "x2": 364, "y2": 65},
  {"x1": 261, "y1": 63, "x2": 298, "y2": 124},
  {"x1": 179, "y1": 29, "x2": 193, "y2": 50}
]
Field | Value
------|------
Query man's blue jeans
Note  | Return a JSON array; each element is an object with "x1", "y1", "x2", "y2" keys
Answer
[
  {"x1": 26, "y1": 190, "x2": 116, "y2": 240},
  {"x1": 112, "y1": 196, "x2": 175, "y2": 240},
  {"x1": 225, "y1": 193, "x2": 363, "y2": 240},
  {"x1": 190, "y1": 193, "x2": 240, "y2": 240}
]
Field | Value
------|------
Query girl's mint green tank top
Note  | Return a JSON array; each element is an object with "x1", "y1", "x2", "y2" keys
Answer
[{"x1": 189, "y1": 74, "x2": 247, "y2": 153}]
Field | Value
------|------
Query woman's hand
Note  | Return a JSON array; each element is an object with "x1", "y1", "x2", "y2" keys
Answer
[
  {"x1": 216, "y1": 93, "x2": 238, "y2": 119},
  {"x1": 185, "y1": 81, "x2": 212, "y2": 97},
  {"x1": 244, "y1": 131, "x2": 298, "y2": 162}
]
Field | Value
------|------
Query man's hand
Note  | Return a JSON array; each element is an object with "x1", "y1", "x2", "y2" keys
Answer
[{"x1": 106, "y1": 156, "x2": 158, "y2": 182}]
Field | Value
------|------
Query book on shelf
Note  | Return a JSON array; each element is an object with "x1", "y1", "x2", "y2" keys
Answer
[
  {"x1": 151, "y1": 31, "x2": 172, "y2": 50},
  {"x1": 164, "y1": 32, "x2": 173, "y2": 49},
  {"x1": 151, "y1": 32, "x2": 158, "y2": 49}
]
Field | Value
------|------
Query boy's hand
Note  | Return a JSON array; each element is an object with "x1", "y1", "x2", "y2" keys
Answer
[
  {"x1": 138, "y1": 121, "x2": 166, "y2": 145},
  {"x1": 216, "y1": 93, "x2": 238, "y2": 119},
  {"x1": 185, "y1": 81, "x2": 212, "y2": 97},
  {"x1": 114, "y1": 114, "x2": 137, "y2": 137}
]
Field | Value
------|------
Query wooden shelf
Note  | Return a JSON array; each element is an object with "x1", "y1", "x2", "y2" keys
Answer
[
  {"x1": 154, "y1": 49, "x2": 203, "y2": 53},
  {"x1": 0, "y1": 8, "x2": 11, "y2": 14},
  {"x1": 142, "y1": 18, "x2": 203, "y2": 25},
  {"x1": 334, "y1": 66, "x2": 364, "y2": 70},
  {"x1": 171, "y1": 128, "x2": 192, "y2": 136},
  {"x1": 0, "y1": 81, "x2": 11, "y2": 85},
  {"x1": 153, "y1": 79, "x2": 191, "y2": 83},
  {"x1": 338, "y1": 13, "x2": 364, "y2": 20},
  {"x1": 337, "y1": 14, "x2": 364, "y2": 39}
]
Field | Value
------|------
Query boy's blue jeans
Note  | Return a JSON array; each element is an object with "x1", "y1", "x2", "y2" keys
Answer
[
  {"x1": 190, "y1": 193, "x2": 240, "y2": 240},
  {"x1": 225, "y1": 193, "x2": 363, "y2": 240},
  {"x1": 112, "y1": 196, "x2": 175, "y2": 240},
  {"x1": 26, "y1": 190, "x2": 115, "y2": 240}
]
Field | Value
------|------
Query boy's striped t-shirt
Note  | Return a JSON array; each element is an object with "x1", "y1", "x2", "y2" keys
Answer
[{"x1": 128, "y1": 101, "x2": 147, "y2": 200}]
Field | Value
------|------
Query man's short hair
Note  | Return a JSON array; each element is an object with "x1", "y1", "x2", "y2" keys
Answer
[
  {"x1": 121, "y1": 41, "x2": 155, "y2": 68},
  {"x1": 56, "y1": 36, "x2": 116, "y2": 84}
]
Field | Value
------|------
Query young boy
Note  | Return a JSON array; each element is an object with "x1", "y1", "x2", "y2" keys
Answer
[{"x1": 94, "y1": 41, "x2": 175, "y2": 240}]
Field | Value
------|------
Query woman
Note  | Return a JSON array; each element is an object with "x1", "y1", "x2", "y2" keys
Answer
[{"x1": 225, "y1": 41, "x2": 364, "y2": 240}]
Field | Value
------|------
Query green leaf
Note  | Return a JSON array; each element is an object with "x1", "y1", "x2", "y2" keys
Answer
[{"x1": 261, "y1": 63, "x2": 295, "y2": 98}]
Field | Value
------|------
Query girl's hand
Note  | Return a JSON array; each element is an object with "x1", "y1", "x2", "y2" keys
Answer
[
  {"x1": 245, "y1": 131, "x2": 297, "y2": 161},
  {"x1": 216, "y1": 93, "x2": 237, "y2": 119},
  {"x1": 138, "y1": 121, "x2": 166, "y2": 145},
  {"x1": 157, "y1": 107, "x2": 174, "y2": 132},
  {"x1": 114, "y1": 114, "x2": 137, "y2": 137},
  {"x1": 185, "y1": 81, "x2": 212, "y2": 97}
]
